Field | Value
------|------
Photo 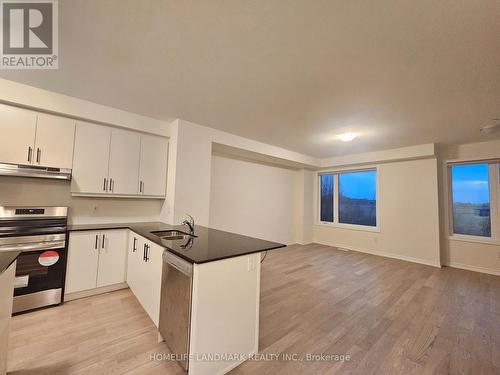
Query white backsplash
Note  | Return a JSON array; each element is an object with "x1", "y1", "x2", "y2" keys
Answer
[{"x1": 0, "y1": 176, "x2": 163, "y2": 224}]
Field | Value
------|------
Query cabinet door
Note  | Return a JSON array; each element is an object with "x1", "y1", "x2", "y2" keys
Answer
[
  {"x1": 96, "y1": 230, "x2": 128, "y2": 288},
  {"x1": 34, "y1": 114, "x2": 75, "y2": 169},
  {"x1": 134, "y1": 237, "x2": 149, "y2": 307},
  {"x1": 71, "y1": 122, "x2": 111, "y2": 194},
  {"x1": 0, "y1": 104, "x2": 36, "y2": 165},
  {"x1": 142, "y1": 242, "x2": 164, "y2": 327},
  {"x1": 126, "y1": 232, "x2": 143, "y2": 294},
  {"x1": 108, "y1": 129, "x2": 140, "y2": 195},
  {"x1": 65, "y1": 231, "x2": 100, "y2": 294},
  {"x1": 138, "y1": 135, "x2": 168, "y2": 196}
]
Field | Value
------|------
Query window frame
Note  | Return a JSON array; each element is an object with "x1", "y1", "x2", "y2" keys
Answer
[
  {"x1": 447, "y1": 160, "x2": 500, "y2": 244},
  {"x1": 316, "y1": 166, "x2": 380, "y2": 232}
]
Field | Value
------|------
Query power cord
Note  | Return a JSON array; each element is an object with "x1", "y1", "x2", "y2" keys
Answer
[{"x1": 260, "y1": 251, "x2": 268, "y2": 264}]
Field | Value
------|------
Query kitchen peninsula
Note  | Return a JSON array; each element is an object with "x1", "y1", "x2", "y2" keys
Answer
[{"x1": 68, "y1": 222, "x2": 286, "y2": 374}]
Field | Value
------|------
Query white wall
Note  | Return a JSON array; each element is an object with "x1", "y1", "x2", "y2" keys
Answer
[
  {"x1": 439, "y1": 139, "x2": 500, "y2": 275},
  {"x1": 0, "y1": 78, "x2": 170, "y2": 136},
  {"x1": 168, "y1": 121, "x2": 213, "y2": 226},
  {"x1": 159, "y1": 119, "x2": 320, "y2": 228},
  {"x1": 209, "y1": 154, "x2": 297, "y2": 244},
  {"x1": 313, "y1": 158, "x2": 441, "y2": 267},
  {"x1": 294, "y1": 169, "x2": 314, "y2": 244},
  {"x1": 0, "y1": 177, "x2": 162, "y2": 224},
  {"x1": 320, "y1": 143, "x2": 435, "y2": 168}
]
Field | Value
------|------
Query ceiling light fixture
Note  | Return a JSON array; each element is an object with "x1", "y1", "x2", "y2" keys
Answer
[{"x1": 337, "y1": 132, "x2": 358, "y2": 142}]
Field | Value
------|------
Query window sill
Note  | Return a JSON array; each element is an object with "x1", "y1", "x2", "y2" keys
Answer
[
  {"x1": 315, "y1": 222, "x2": 380, "y2": 233},
  {"x1": 449, "y1": 235, "x2": 500, "y2": 246}
]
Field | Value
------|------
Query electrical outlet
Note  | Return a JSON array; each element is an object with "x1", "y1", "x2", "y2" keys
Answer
[{"x1": 247, "y1": 256, "x2": 255, "y2": 271}]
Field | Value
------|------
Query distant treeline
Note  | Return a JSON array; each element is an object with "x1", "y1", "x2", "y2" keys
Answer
[{"x1": 339, "y1": 196, "x2": 376, "y2": 226}]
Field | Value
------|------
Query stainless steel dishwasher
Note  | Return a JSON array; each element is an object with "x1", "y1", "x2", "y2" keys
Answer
[{"x1": 159, "y1": 251, "x2": 193, "y2": 372}]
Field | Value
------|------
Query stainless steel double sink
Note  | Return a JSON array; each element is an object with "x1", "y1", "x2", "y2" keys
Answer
[{"x1": 150, "y1": 230, "x2": 196, "y2": 241}]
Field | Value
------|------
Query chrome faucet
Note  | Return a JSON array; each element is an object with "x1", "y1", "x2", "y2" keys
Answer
[{"x1": 182, "y1": 214, "x2": 195, "y2": 234}]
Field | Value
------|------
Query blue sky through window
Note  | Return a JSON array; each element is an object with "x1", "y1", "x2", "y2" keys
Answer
[
  {"x1": 339, "y1": 171, "x2": 376, "y2": 200},
  {"x1": 451, "y1": 164, "x2": 489, "y2": 204}
]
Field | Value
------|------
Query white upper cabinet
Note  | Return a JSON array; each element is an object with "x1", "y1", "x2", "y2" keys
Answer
[
  {"x1": 138, "y1": 135, "x2": 168, "y2": 196},
  {"x1": 71, "y1": 122, "x2": 111, "y2": 194},
  {"x1": 108, "y1": 129, "x2": 141, "y2": 195},
  {"x1": 72, "y1": 122, "x2": 168, "y2": 198},
  {"x1": 0, "y1": 104, "x2": 37, "y2": 165},
  {"x1": 0, "y1": 103, "x2": 167, "y2": 195},
  {"x1": 34, "y1": 114, "x2": 75, "y2": 169},
  {"x1": 0, "y1": 104, "x2": 76, "y2": 169}
]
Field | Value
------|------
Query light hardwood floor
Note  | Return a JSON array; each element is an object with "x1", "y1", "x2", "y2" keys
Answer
[{"x1": 7, "y1": 244, "x2": 500, "y2": 374}]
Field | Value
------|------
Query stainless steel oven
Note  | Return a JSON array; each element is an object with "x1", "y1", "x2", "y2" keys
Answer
[{"x1": 0, "y1": 207, "x2": 68, "y2": 314}]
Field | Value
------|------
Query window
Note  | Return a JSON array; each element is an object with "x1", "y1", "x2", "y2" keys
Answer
[
  {"x1": 320, "y1": 174, "x2": 334, "y2": 222},
  {"x1": 449, "y1": 161, "x2": 500, "y2": 239},
  {"x1": 339, "y1": 171, "x2": 377, "y2": 226},
  {"x1": 318, "y1": 169, "x2": 377, "y2": 228}
]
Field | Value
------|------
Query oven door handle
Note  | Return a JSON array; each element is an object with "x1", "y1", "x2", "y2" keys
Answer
[{"x1": 0, "y1": 240, "x2": 66, "y2": 252}]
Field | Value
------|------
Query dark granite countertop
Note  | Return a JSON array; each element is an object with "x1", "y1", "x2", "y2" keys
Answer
[
  {"x1": 68, "y1": 222, "x2": 286, "y2": 264},
  {"x1": 0, "y1": 250, "x2": 20, "y2": 274}
]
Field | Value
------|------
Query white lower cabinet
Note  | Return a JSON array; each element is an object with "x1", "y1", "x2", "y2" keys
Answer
[
  {"x1": 96, "y1": 230, "x2": 128, "y2": 288},
  {"x1": 127, "y1": 232, "x2": 163, "y2": 327},
  {"x1": 66, "y1": 229, "x2": 163, "y2": 327},
  {"x1": 66, "y1": 230, "x2": 128, "y2": 294},
  {"x1": 126, "y1": 233, "x2": 141, "y2": 296}
]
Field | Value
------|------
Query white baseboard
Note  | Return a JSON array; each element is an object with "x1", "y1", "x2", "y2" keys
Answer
[
  {"x1": 291, "y1": 241, "x2": 314, "y2": 246},
  {"x1": 445, "y1": 262, "x2": 500, "y2": 276},
  {"x1": 314, "y1": 241, "x2": 442, "y2": 268},
  {"x1": 64, "y1": 282, "x2": 128, "y2": 301}
]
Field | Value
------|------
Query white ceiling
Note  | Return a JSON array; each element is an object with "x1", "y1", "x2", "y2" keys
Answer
[{"x1": 1, "y1": 0, "x2": 499, "y2": 158}]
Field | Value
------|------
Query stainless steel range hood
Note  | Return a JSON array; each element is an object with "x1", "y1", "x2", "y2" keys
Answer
[{"x1": 0, "y1": 163, "x2": 71, "y2": 180}]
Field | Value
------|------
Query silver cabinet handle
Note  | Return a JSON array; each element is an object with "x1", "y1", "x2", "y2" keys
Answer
[
  {"x1": 101, "y1": 234, "x2": 105, "y2": 249},
  {"x1": 27, "y1": 146, "x2": 32, "y2": 163},
  {"x1": 103, "y1": 178, "x2": 107, "y2": 191},
  {"x1": 110, "y1": 178, "x2": 114, "y2": 192},
  {"x1": 95, "y1": 234, "x2": 99, "y2": 249},
  {"x1": 139, "y1": 181, "x2": 143, "y2": 193},
  {"x1": 36, "y1": 148, "x2": 41, "y2": 163},
  {"x1": 133, "y1": 237, "x2": 137, "y2": 252}
]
